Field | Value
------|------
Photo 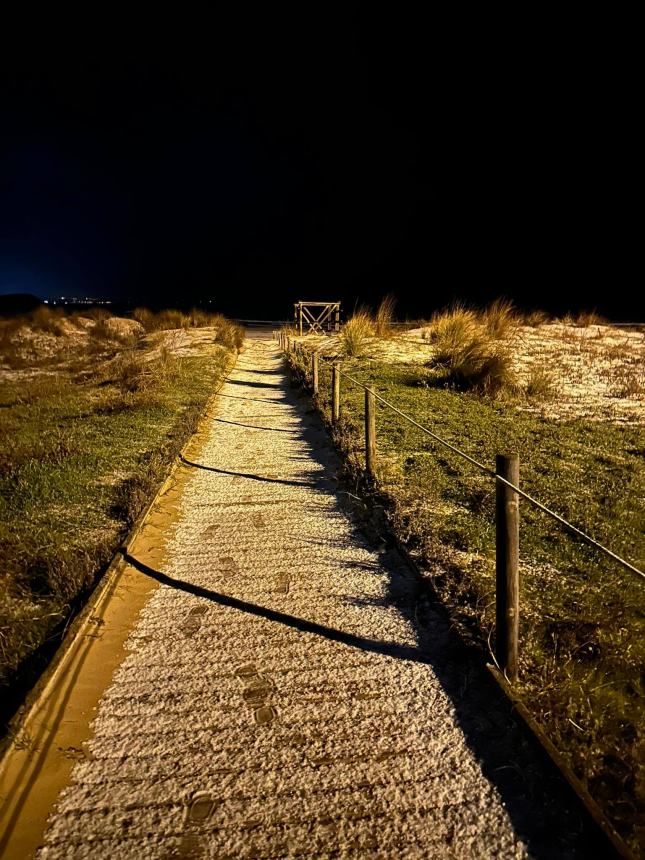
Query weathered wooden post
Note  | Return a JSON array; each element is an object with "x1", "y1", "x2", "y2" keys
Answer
[
  {"x1": 365, "y1": 388, "x2": 376, "y2": 477},
  {"x1": 496, "y1": 454, "x2": 520, "y2": 683},
  {"x1": 287, "y1": 336, "x2": 291, "y2": 352},
  {"x1": 332, "y1": 363, "x2": 340, "y2": 423},
  {"x1": 312, "y1": 352, "x2": 319, "y2": 395}
]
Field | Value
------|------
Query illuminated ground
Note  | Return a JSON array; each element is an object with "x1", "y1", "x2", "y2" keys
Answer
[{"x1": 3, "y1": 339, "x2": 603, "y2": 858}]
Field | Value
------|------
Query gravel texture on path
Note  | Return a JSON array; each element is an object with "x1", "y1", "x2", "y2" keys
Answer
[{"x1": 37, "y1": 341, "x2": 585, "y2": 858}]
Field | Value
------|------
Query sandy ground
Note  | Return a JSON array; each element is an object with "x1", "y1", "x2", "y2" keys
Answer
[
  {"x1": 0, "y1": 320, "x2": 229, "y2": 381},
  {"x1": 293, "y1": 324, "x2": 645, "y2": 424},
  {"x1": 3, "y1": 340, "x2": 607, "y2": 858}
]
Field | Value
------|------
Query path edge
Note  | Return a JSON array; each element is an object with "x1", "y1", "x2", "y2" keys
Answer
[{"x1": 0, "y1": 347, "x2": 240, "y2": 768}]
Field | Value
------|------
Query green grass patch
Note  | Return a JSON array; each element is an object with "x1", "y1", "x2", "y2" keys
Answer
[
  {"x1": 0, "y1": 347, "x2": 232, "y2": 699},
  {"x1": 298, "y1": 352, "x2": 644, "y2": 850}
]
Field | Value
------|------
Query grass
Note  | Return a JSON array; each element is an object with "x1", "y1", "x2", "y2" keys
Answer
[
  {"x1": 561, "y1": 310, "x2": 608, "y2": 327},
  {"x1": 0, "y1": 320, "x2": 239, "y2": 713},
  {"x1": 341, "y1": 311, "x2": 375, "y2": 357},
  {"x1": 374, "y1": 294, "x2": 397, "y2": 338},
  {"x1": 131, "y1": 307, "x2": 244, "y2": 348},
  {"x1": 523, "y1": 309, "x2": 552, "y2": 327},
  {"x1": 289, "y1": 347, "x2": 644, "y2": 851},
  {"x1": 524, "y1": 364, "x2": 557, "y2": 400},
  {"x1": 423, "y1": 304, "x2": 518, "y2": 397},
  {"x1": 0, "y1": 307, "x2": 244, "y2": 371}
]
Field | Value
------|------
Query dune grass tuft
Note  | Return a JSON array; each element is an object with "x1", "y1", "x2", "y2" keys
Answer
[
  {"x1": 374, "y1": 294, "x2": 397, "y2": 338},
  {"x1": 131, "y1": 307, "x2": 244, "y2": 350},
  {"x1": 424, "y1": 304, "x2": 518, "y2": 397},
  {"x1": 341, "y1": 310, "x2": 375, "y2": 357}
]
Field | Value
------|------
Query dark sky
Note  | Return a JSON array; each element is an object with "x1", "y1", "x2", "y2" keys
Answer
[{"x1": 0, "y1": 9, "x2": 641, "y2": 320}]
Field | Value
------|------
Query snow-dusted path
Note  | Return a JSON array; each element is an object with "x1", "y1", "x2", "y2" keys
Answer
[{"x1": 38, "y1": 341, "x2": 530, "y2": 858}]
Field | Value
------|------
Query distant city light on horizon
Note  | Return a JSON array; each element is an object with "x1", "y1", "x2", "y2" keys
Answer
[{"x1": 48, "y1": 296, "x2": 113, "y2": 305}]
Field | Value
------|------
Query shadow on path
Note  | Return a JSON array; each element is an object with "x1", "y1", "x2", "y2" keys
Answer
[
  {"x1": 166, "y1": 347, "x2": 607, "y2": 859},
  {"x1": 214, "y1": 418, "x2": 298, "y2": 434},
  {"x1": 213, "y1": 392, "x2": 288, "y2": 405},
  {"x1": 121, "y1": 551, "x2": 428, "y2": 666},
  {"x1": 220, "y1": 351, "x2": 609, "y2": 860},
  {"x1": 179, "y1": 455, "x2": 329, "y2": 490},
  {"x1": 227, "y1": 379, "x2": 283, "y2": 390}
]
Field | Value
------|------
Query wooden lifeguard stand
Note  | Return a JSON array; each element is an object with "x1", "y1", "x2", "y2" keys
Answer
[{"x1": 293, "y1": 301, "x2": 341, "y2": 335}]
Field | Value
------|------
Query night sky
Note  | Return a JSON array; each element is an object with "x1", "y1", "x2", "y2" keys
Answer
[{"x1": 0, "y1": 10, "x2": 641, "y2": 320}]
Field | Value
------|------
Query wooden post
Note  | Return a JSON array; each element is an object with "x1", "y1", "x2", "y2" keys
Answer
[
  {"x1": 287, "y1": 336, "x2": 291, "y2": 352},
  {"x1": 299, "y1": 309, "x2": 303, "y2": 336},
  {"x1": 365, "y1": 388, "x2": 376, "y2": 477},
  {"x1": 332, "y1": 363, "x2": 340, "y2": 423},
  {"x1": 496, "y1": 454, "x2": 520, "y2": 683},
  {"x1": 312, "y1": 352, "x2": 319, "y2": 395}
]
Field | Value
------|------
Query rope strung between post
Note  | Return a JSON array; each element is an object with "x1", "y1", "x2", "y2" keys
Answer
[{"x1": 335, "y1": 367, "x2": 644, "y2": 582}]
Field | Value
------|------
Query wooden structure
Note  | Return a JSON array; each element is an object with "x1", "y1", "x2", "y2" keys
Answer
[{"x1": 294, "y1": 301, "x2": 341, "y2": 335}]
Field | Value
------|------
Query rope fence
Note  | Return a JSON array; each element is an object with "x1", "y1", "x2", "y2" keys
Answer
[{"x1": 275, "y1": 329, "x2": 644, "y2": 684}]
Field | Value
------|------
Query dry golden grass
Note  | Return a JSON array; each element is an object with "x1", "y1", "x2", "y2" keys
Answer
[
  {"x1": 481, "y1": 298, "x2": 519, "y2": 339},
  {"x1": 131, "y1": 308, "x2": 244, "y2": 350},
  {"x1": 341, "y1": 311, "x2": 375, "y2": 357},
  {"x1": 523, "y1": 309, "x2": 551, "y2": 327},
  {"x1": 424, "y1": 304, "x2": 518, "y2": 397},
  {"x1": 374, "y1": 294, "x2": 397, "y2": 338},
  {"x1": 561, "y1": 310, "x2": 607, "y2": 327},
  {"x1": 524, "y1": 364, "x2": 557, "y2": 400},
  {"x1": 30, "y1": 306, "x2": 68, "y2": 335}
]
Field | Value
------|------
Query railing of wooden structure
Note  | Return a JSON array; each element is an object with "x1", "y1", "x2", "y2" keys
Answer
[
  {"x1": 293, "y1": 301, "x2": 341, "y2": 336},
  {"x1": 273, "y1": 331, "x2": 644, "y2": 684}
]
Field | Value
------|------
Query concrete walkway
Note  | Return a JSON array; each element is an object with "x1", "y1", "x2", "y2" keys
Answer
[{"x1": 28, "y1": 342, "x2": 548, "y2": 857}]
